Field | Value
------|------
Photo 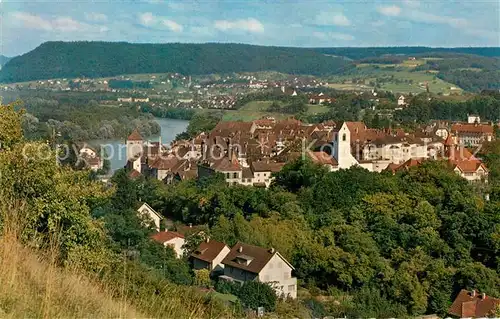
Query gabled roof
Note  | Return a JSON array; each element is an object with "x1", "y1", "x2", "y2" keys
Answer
[
  {"x1": 221, "y1": 242, "x2": 293, "y2": 274},
  {"x1": 191, "y1": 239, "x2": 228, "y2": 263},
  {"x1": 211, "y1": 154, "x2": 241, "y2": 172},
  {"x1": 151, "y1": 231, "x2": 184, "y2": 244},
  {"x1": 127, "y1": 129, "x2": 143, "y2": 141},
  {"x1": 137, "y1": 202, "x2": 163, "y2": 220},
  {"x1": 250, "y1": 161, "x2": 285, "y2": 172},
  {"x1": 449, "y1": 290, "x2": 500, "y2": 318},
  {"x1": 307, "y1": 151, "x2": 338, "y2": 166}
]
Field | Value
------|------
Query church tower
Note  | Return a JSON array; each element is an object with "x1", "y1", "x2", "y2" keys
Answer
[
  {"x1": 332, "y1": 122, "x2": 358, "y2": 169},
  {"x1": 126, "y1": 129, "x2": 144, "y2": 161}
]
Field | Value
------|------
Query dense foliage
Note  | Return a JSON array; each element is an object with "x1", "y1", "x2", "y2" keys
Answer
[
  {"x1": 108, "y1": 79, "x2": 152, "y2": 89},
  {"x1": 0, "y1": 103, "x2": 239, "y2": 317},
  {"x1": 395, "y1": 93, "x2": 500, "y2": 123},
  {"x1": 141, "y1": 105, "x2": 196, "y2": 120},
  {"x1": 143, "y1": 158, "x2": 500, "y2": 317},
  {"x1": 0, "y1": 41, "x2": 354, "y2": 82},
  {"x1": 5, "y1": 90, "x2": 160, "y2": 141},
  {"x1": 313, "y1": 47, "x2": 500, "y2": 60}
]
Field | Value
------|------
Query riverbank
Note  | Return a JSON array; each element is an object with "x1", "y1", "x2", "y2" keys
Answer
[{"x1": 89, "y1": 117, "x2": 189, "y2": 172}]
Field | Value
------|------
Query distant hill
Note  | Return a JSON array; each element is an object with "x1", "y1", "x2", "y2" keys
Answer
[
  {"x1": 311, "y1": 46, "x2": 500, "y2": 60},
  {"x1": 0, "y1": 55, "x2": 11, "y2": 68},
  {"x1": 0, "y1": 41, "x2": 354, "y2": 83}
]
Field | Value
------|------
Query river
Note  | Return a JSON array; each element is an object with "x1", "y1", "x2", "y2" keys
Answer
[{"x1": 90, "y1": 118, "x2": 189, "y2": 172}]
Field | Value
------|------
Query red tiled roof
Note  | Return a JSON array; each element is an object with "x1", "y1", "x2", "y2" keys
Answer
[
  {"x1": 449, "y1": 290, "x2": 500, "y2": 318},
  {"x1": 308, "y1": 151, "x2": 338, "y2": 166},
  {"x1": 451, "y1": 123, "x2": 494, "y2": 134},
  {"x1": 127, "y1": 129, "x2": 143, "y2": 141},
  {"x1": 191, "y1": 239, "x2": 228, "y2": 263},
  {"x1": 151, "y1": 231, "x2": 184, "y2": 243}
]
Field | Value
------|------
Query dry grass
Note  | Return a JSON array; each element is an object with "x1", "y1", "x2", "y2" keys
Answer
[
  {"x1": 0, "y1": 201, "x2": 237, "y2": 319},
  {"x1": 0, "y1": 224, "x2": 142, "y2": 318}
]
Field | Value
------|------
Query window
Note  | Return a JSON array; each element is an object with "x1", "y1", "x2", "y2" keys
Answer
[
  {"x1": 342, "y1": 133, "x2": 346, "y2": 141},
  {"x1": 264, "y1": 275, "x2": 270, "y2": 281},
  {"x1": 283, "y1": 272, "x2": 289, "y2": 279},
  {"x1": 288, "y1": 285, "x2": 295, "y2": 292},
  {"x1": 233, "y1": 172, "x2": 238, "y2": 179},
  {"x1": 226, "y1": 173, "x2": 230, "y2": 179},
  {"x1": 229, "y1": 267, "x2": 233, "y2": 274}
]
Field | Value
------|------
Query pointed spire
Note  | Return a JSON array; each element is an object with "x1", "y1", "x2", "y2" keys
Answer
[{"x1": 127, "y1": 129, "x2": 143, "y2": 141}]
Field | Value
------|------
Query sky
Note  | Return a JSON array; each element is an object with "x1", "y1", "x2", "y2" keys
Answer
[{"x1": 1, "y1": 0, "x2": 499, "y2": 57}]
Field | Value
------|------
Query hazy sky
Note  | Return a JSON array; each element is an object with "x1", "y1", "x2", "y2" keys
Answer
[{"x1": 1, "y1": 0, "x2": 499, "y2": 56}]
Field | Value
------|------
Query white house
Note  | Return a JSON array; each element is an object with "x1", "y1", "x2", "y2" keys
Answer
[
  {"x1": 151, "y1": 231, "x2": 185, "y2": 258},
  {"x1": 220, "y1": 242, "x2": 297, "y2": 299},
  {"x1": 398, "y1": 95, "x2": 407, "y2": 107},
  {"x1": 137, "y1": 202, "x2": 163, "y2": 232}
]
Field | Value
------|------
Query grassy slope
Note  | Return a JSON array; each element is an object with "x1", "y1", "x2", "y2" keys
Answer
[
  {"x1": 0, "y1": 233, "x2": 142, "y2": 318},
  {"x1": 0, "y1": 207, "x2": 237, "y2": 319},
  {"x1": 327, "y1": 58, "x2": 463, "y2": 94}
]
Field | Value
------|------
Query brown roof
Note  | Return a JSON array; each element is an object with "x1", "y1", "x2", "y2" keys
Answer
[
  {"x1": 221, "y1": 242, "x2": 277, "y2": 274},
  {"x1": 451, "y1": 123, "x2": 494, "y2": 135},
  {"x1": 191, "y1": 239, "x2": 228, "y2": 263},
  {"x1": 251, "y1": 161, "x2": 285, "y2": 172},
  {"x1": 128, "y1": 169, "x2": 142, "y2": 178},
  {"x1": 449, "y1": 290, "x2": 500, "y2": 318},
  {"x1": 151, "y1": 231, "x2": 184, "y2": 244},
  {"x1": 127, "y1": 129, "x2": 143, "y2": 141},
  {"x1": 150, "y1": 157, "x2": 179, "y2": 170},
  {"x1": 308, "y1": 151, "x2": 338, "y2": 166},
  {"x1": 211, "y1": 153, "x2": 241, "y2": 172}
]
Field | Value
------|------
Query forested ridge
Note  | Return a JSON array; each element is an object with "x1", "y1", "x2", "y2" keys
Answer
[{"x1": 0, "y1": 41, "x2": 354, "y2": 83}]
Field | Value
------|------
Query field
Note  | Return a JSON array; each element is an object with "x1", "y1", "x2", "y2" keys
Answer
[
  {"x1": 326, "y1": 57, "x2": 463, "y2": 95},
  {"x1": 222, "y1": 101, "x2": 329, "y2": 121}
]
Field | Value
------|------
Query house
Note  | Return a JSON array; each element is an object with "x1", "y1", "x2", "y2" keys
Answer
[
  {"x1": 307, "y1": 150, "x2": 338, "y2": 171},
  {"x1": 151, "y1": 231, "x2": 185, "y2": 258},
  {"x1": 137, "y1": 202, "x2": 163, "y2": 232},
  {"x1": 309, "y1": 93, "x2": 334, "y2": 105},
  {"x1": 134, "y1": 97, "x2": 150, "y2": 103},
  {"x1": 397, "y1": 95, "x2": 407, "y2": 107},
  {"x1": 220, "y1": 242, "x2": 297, "y2": 299},
  {"x1": 191, "y1": 238, "x2": 231, "y2": 273},
  {"x1": 118, "y1": 97, "x2": 133, "y2": 102},
  {"x1": 78, "y1": 144, "x2": 103, "y2": 171},
  {"x1": 448, "y1": 289, "x2": 500, "y2": 318},
  {"x1": 451, "y1": 122, "x2": 494, "y2": 147}
]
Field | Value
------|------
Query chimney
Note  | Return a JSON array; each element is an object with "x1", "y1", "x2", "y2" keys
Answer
[
  {"x1": 189, "y1": 223, "x2": 192, "y2": 228},
  {"x1": 206, "y1": 237, "x2": 210, "y2": 243},
  {"x1": 481, "y1": 293, "x2": 486, "y2": 300},
  {"x1": 238, "y1": 246, "x2": 243, "y2": 253},
  {"x1": 269, "y1": 247, "x2": 275, "y2": 254},
  {"x1": 472, "y1": 290, "x2": 476, "y2": 297},
  {"x1": 159, "y1": 135, "x2": 162, "y2": 147}
]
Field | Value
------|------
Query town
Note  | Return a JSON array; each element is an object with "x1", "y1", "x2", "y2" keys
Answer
[{"x1": 1, "y1": 2, "x2": 499, "y2": 316}]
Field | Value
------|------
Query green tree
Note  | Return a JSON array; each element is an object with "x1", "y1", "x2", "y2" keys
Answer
[{"x1": 236, "y1": 281, "x2": 277, "y2": 311}]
